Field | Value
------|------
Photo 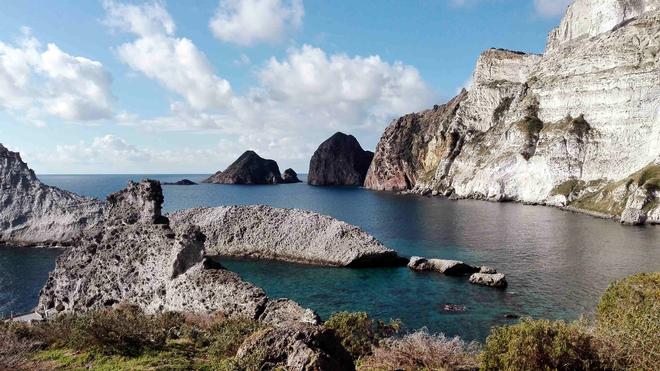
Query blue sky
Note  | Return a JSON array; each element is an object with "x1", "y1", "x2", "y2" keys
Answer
[{"x1": 0, "y1": 0, "x2": 572, "y2": 174}]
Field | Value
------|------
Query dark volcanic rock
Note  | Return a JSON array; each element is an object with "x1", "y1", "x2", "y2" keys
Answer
[
  {"x1": 163, "y1": 179, "x2": 197, "y2": 185},
  {"x1": 282, "y1": 168, "x2": 302, "y2": 183},
  {"x1": 0, "y1": 143, "x2": 106, "y2": 246},
  {"x1": 203, "y1": 151, "x2": 283, "y2": 185},
  {"x1": 308, "y1": 132, "x2": 374, "y2": 186}
]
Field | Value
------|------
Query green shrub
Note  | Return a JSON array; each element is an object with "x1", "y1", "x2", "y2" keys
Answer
[
  {"x1": 480, "y1": 318, "x2": 609, "y2": 371},
  {"x1": 205, "y1": 318, "x2": 264, "y2": 358},
  {"x1": 325, "y1": 311, "x2": 400, "y2": 360},
  {"x1": 597, "y1": 272, "x2": 660, "y2": 370},
  {"x1": 41, "y1": 305, "x2": 183, "y2": 356},
  {"x1": 359, "y1": 329, "x2": 479, "y2": 371}
]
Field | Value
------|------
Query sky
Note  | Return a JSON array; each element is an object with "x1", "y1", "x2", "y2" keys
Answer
[{"x1": 0, "y1": 0, "x2": 573, "y2": 174}]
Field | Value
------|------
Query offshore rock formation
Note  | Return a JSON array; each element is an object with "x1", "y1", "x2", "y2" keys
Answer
[
  {"x1": 0, "y1": 144, "x2": 106, "y2": 246},
  {"x1": 407, "y1": 256, "x2": 479, "y2": 276},
  {"x1": 469, "y1": 272, "x2": 508, "y2": 289},
  {"x1": 308, "y1": 132, "x2": 374, "y2": 186},
  {"x1": 365, "y1": 0, "x2": 660, "y2": 225},
  {"x1": 203, "y1": 151, "x2": 284, "y2": 185},
  {"x1": 170, "y1": 205, "x2": 402, "y2": 267},
  {"x1": 282, "y1": 168, "x2": 302, "y2": 183},
  {"x1": 163, "y1": 179, "x2": 197, "y2": 185}
]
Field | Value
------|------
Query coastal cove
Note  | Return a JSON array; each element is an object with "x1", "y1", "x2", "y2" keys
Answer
[{"x1": 2, "y1": 173, "x2": 659, "y2": 341}]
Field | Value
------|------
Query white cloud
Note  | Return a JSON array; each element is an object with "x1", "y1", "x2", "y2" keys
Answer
[
  {"x1": 533, "y1": 0, "x2": 573, "y2": 18},
  {"x1": 209, "y1": 0, "x2": 303, "y2": 46},
  {"x1": 0, "y1": 28, "x2": 113, "y2": 122},
  {"x1": 103, "y1": 1, "x2": 436, "y2": 172},
  {"x1": 54, "y1": 135, "x2": 151, "y2": 165},
  {"x1": 103, "y1": 0, "x2": 232, "y2": 110}
]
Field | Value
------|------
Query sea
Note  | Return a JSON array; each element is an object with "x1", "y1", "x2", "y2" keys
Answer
[{"x1": 1, "y1": 174, "x2": 658, "y2": 341}]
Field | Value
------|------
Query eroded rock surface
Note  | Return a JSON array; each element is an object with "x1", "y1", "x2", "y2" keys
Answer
[
  {"x1": 203, "y1": 151, "x2": 284, "y2": 185},
  {"x1": 469, "y1": 273, "x2": 508, "y2": 289},
  {"x1": 0, "y1": 144, "x2": 106, "y2": 246},
  {"x1": 236, "y1": 323, "x2": 354, "y2": 371},
  {"x1": 308, "y1": 132, "x2": 374, "y2": 186},
  {"x1": 365, "y1": 0, "x2": 660, "y2": 224},
  {"x1": 170, "y1": 205, "x2": 402, "y2": 267},
  {"x1": 407, "y1": 256, "x2": 479, "y2": 276}
]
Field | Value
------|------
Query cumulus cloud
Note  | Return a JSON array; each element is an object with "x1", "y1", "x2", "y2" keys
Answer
[
  {"x1": 533, "y1": 0, "x2": 573, "y2": 18},
  {"x1": 209, "y1": 0, "x2": 303, "y2": 46},
  {"x1": 54, "y1": 135, "x2": 151, "y2": 164},
  {"x1": 103, "y1": 0, "x2": 232, "y2": 110},
  {"x1": 0, "y1": 28, "x2": 113, "y2": 122},
  {"x1": 102, "y1": 1, "x2": 435, "y2": 171}
]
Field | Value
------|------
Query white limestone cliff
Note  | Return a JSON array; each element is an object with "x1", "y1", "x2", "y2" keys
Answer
[{"x1": 365, "y1": 0, "x2": 660, "y2": 225}]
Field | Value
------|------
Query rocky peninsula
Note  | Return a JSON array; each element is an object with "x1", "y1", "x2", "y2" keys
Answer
[
  {"x1": 203, "y1": 150, "x2": 284, "y2": 185},
  {"x1": 308, "y1": 132, "x2": 374, "y2": 186},
  {"x1": 0, "y1": 144, "x2": 106, "y2": 246},
  {"x1": 364, "y1": 0, "x2": 660, "y2": 225},
  {"x1": 170, "y1": 205, "x2": 402, "y2": 267}
]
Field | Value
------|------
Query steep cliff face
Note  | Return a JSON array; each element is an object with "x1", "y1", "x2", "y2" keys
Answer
[
  {"x1": 308, "y1": 132, "x2": 374, "y2": 186},
  {"x1": 0, "y1": 144, "x2": 107, "y2": 245},
  {"x1": 365, "y1": 0, "x2": 660, "y2": 224}
]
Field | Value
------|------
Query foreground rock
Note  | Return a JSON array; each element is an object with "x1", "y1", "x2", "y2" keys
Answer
[
  {"x1": 37, "y1": 181, "x2": 308, "y2": 324},
  {"x1": 163, "y1": 179, "x2": 197, "y2": 185},
  {"x1": 282, "y1": 168, "x2": 302, "y2": 183},
  {"x1": 308, "y1": 132, "x2": 374, "y2": 186},
  {"x1": 170, "y1": 205, "x2": 402, "y2": 267},
  {"x1": 364, "y1": 0, "x2": 660, "y2": 225},
  {"x1": 469, "y1": 273, "x2": 508, "y2": 289},
  {"x1": 203, "y1": 151, "x2": 284, "y2": 185},
  {"x1": 236, "y1": 323, "x2": 354, "y2": 370},
  {"x1": 0, "y1": 144, "x2": 106, "y2": 246},
  {"x1": 407, "y1": 256, "x2": 479, "y2": 276}
]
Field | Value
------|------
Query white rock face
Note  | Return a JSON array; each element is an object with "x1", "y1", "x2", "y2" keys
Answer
[
  {"x1": 0, "y1": 144, "x2": 107, "y2": 245},
  {"x1": 170, "y1": 205, "x2": 402, "y2": 267},
  {"x1": 546, "y1": 0, "x2": 660, "y2": 51},
  {"x1": 365, "y1": 1, "x2": 660, "y2": 224}
]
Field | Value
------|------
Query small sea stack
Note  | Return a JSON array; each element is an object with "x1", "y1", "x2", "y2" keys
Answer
[
  {"x1": 308, "y1": 132, "x2": 374, "y2": 186},
  {"x1": 282, "y1": 168, "x2": 302, "y2": 183},
  {"x1": 163, "y1": 179, "x2": 197, "y2": 185},
  {"x1": 203, "y1": 150, "x2": 284, "y2": 185}
]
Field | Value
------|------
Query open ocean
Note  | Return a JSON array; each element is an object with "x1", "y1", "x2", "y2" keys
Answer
[{"x1": 1, "y1": 173, "x2": 658, "y2": 341}]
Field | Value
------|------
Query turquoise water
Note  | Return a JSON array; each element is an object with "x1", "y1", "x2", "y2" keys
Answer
[{"x1": 1, "y1": 174, "x2": 659, "y2": 341}]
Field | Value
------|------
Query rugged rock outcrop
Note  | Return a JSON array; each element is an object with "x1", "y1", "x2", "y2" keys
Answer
[
  {"x1": 170, "y1": 205, "x2": 402, "y2": 267},
  {"x1": 282, "y1": 168, "x2": 302, "y2": 183},
  {"x1": 0, "y1": 144, "x2": 106, "y2": 246},
  {"x1": 365, "y1": 0, "x2": 660, "y2": 224},
  {"x1": 203, "y1": 151, "x2": 284, "y2": 185},
  {"x1": 308, "y1": 132, "x2": 374, "y2": 186},
  {"x1": 469, "y1": 273, "x2": 508, "y2": 289},
  {"x1": 407, "y1": 256, "x2": 479, "y2": 276},
  {"x1": 163, "y1": 179, "x2": 197, "y2": 185},
  {"x1": 36, "y1": 180, "x2": 310, "y2": 325},
  {"x1": 236, "y1": 323, "x2": 354, "y2": 371}
]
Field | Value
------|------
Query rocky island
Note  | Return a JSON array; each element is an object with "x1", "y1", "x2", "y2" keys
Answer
[
  {"x1": 203, "y1": 150, "x2": 284, "y2": 185},
  {"x1": 282, "y1": 168, "x2": 302, "y2": 183},
  {"x1": 308, "y1": 132, "x2": 374, "y2": 186},
  {"x1": 365, "y1": 0, "x2": 660, "y2": 225}
]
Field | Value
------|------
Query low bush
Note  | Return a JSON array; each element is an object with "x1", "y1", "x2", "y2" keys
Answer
[
  {"x1": 359, "y1": 329, "x2": 480, "y2": 371},
  {"x1": 597, "y1": 272, "x2": 660, "y2": 370},
  {"x1": 0, "y1": 322, "x2": 34, "y2": 370},
  {"x1": 480, "y1": 318, "x2": 610, "y2": 371},
  {"x1": 325, "y1": 311, "x2": 400, "y2": 361}
]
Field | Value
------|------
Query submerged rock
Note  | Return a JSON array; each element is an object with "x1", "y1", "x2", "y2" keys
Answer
[
  {"x1": 163, "y1": 179, "x2": 197, "y2": 185},
  {"x1": 408, "y1": 256, "x2": 479, "y2": 276},
  {"x1": 0, "y1": 144, "x2": 106, "y2": 246},
  {"x1": 364, "y1": 0, "x2": 660, "y2": 225},
  {"x1": 282, "y1": 168, "x2": 302, "y2": 183},
  {"x1": 170, "y1": 205, "x2": 402, "y2": 267},
  {"x1": 308, "y1": 132, "x2": 374, "y2": 186},
  {"x1": 469, "y1": 273, "x2": 508, "y2": 289},
  {"x1": 203, "y1": 151, "x2": 284, "y2": 185}
]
